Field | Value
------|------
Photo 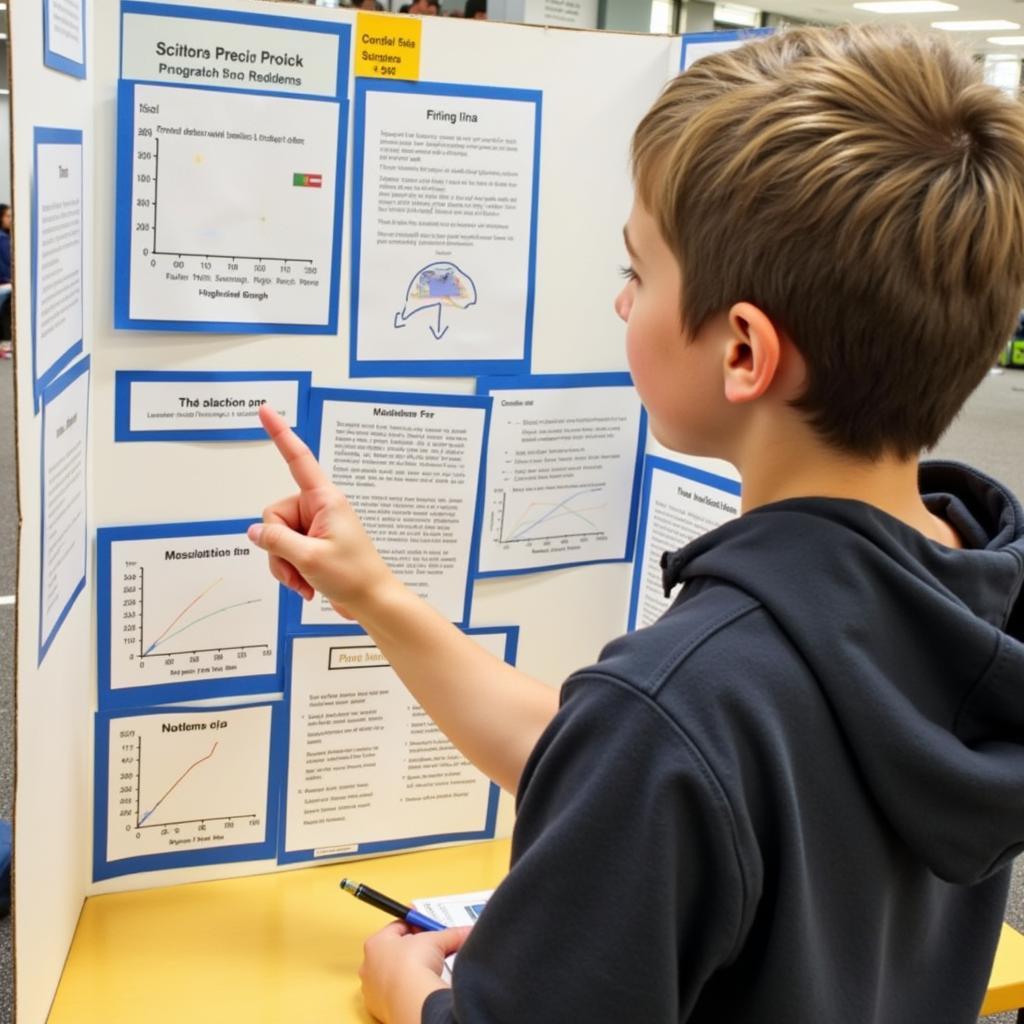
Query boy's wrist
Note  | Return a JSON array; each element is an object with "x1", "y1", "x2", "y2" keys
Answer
[{"x1": 329, "y1": 570, "x2": 409, "y2": 629}]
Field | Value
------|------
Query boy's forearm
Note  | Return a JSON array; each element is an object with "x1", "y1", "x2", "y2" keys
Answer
[{"x1": 346, "y1": 580, "x2": 559, "y2": 794}]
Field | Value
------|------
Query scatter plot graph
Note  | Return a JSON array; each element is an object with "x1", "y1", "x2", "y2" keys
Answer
[
  {"x1": 122, "y1": 82, "x2": 340, "y2": 328},
  {"x1": 103, "y1": 704, "x2": 274, "y2": 864},
  {"x1": 99, "y1": 522, "x2": 281, "y2": 704}
]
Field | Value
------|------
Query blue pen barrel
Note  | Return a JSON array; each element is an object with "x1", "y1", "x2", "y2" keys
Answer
[{"x1": 405, "y1": 909, "x2": 446, "y2": 932}]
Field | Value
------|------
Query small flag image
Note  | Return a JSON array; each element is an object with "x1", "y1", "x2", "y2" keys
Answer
[{"x1": 293, "y1": 173, "x2": 323, "y2": 188}]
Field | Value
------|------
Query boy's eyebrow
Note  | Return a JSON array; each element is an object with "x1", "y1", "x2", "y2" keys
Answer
[{"x1": 623, "y1": 226, "x2": 640, "y2": 263}]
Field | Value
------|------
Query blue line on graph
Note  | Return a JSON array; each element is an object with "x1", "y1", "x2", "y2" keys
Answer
[
  {"x1": 144, "y1": 599, "x2": 263, "y2": 656},
  {"x1": 509, "y1": 487, "x2": 603, "y2": 542}
]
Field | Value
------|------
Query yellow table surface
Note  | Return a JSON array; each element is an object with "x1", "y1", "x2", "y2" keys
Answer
[
  {"x1": 48, "y1": 839, "x2": 1024, "y2": 1022},
  {"x1": 981, "y1": 922, "x2": 1024, "y2": 1016},
  {"x1": 48, "y1": 839, "x2": 512, "y2": 1024}
]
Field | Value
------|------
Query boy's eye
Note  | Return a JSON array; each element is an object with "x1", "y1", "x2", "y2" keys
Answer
[{"x1": 619, "y1": 264, "x2": 639, "y2": 282}]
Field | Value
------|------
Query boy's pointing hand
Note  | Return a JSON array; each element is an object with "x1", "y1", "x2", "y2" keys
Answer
[{"x1": 247, "y1": 403, "x2": 396, "y2": 621}]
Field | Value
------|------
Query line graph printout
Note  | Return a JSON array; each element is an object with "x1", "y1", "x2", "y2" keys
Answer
[
  {"x1": 95, "y1": 702, "x2": 281, "y2": 879},
  {"x1": 351, "y1": 79, "x2": 540, "y2": 376},
  {"x1": 97, "y1": 520, "x2": 283, "y2": 708},
  {"x1": 627, "y1": 457, "x2": 741, "y2": 631},
  {"x1": 476, "y1": 375, "x2": 645, "y2": 576},
  {"x1": 115, "y1": 3, "x2": 350, "y2": 332},
  {"x1": 280, "y1": 630, "x2": 513, "y2": 863}
]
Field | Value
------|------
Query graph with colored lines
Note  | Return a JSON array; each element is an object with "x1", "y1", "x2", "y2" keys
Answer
[
  {"x1": 477, "y1": 379, "x2": 645, "y2": 575},
  {"x1": 494, "y1": 486, "x2": 609, "y2": 545},
  {"x1": 99, "y1": 521, "x2": 281, "y2": 704},
  {"x1": 104, "y1": 704, "x2": 273, "y2": 863}
]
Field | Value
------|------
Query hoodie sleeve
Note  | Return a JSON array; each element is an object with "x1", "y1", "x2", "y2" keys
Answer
[{"x1": 421, "y1": 672, "x2": 750, "y2": 1024}]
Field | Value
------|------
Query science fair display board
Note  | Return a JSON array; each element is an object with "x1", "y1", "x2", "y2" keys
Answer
[{"x1": 10, "y1": 3, "x2": 745, "y2": 1020}]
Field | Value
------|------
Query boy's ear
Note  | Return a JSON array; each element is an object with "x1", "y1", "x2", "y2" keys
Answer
[{"x1": 722, "y1": 302, "x2": 786, "y2": 405}]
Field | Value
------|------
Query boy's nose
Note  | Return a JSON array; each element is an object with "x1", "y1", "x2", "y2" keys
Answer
[{"x1": 614, "y1": 286, "x2": 632, "y2": 323}]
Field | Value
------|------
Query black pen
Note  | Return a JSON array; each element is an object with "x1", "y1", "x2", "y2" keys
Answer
[{"x1": 340, "y1": 878, "x2": 447, "y2": 932}]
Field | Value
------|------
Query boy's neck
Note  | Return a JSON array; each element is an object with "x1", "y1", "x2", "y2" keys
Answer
[{"x1": 733, "y1": 436, "x2": 962, "y2": 549}]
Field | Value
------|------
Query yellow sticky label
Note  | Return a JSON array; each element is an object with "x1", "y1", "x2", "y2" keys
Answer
[{"x1": 355, "y1": 13, "x2": 422, "y2": 81}]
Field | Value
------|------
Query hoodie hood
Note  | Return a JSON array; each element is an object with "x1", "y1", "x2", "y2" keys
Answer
[{"x1": 660, "y1": 461, "x2": 1024, "y2": 885}]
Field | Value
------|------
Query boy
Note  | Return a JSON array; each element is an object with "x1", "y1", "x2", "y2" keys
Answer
[{"x1": 248, "y1": 23, "x2": 1024, "y2": 1023}]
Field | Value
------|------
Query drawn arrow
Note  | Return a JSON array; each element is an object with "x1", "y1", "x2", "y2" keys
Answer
[{"x1": 429, "y1": 305, "x2": 449, "y2": 340}]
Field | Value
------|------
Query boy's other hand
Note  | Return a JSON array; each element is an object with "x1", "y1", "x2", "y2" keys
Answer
[
  {"x1": 360, "y1": 922, "x2": 472, "y2": 1023},
  {"x1": 248, "y1": 404, "x2": 396, "y2": 620}
]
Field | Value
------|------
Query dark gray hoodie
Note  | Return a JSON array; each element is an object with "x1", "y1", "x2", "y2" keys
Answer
[{"x1": 424, "y1": 461, "x2": 1024, "y2": 1023}]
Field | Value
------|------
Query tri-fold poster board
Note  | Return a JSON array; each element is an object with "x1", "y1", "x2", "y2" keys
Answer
[{"x1": 10, "y1": 2, "x2": 748, "y2": 1019}]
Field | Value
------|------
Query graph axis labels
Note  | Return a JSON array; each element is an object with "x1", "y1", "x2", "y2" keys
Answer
[
  {"x1": 93, "y1": 701, "x2": 285, "y2": 881},
  {"x1": 96, "y1": 519, "x2": 286, "y2": 710}
]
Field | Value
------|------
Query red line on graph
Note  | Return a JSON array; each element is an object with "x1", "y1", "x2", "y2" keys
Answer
[{"x1": 139, "y1": 742, "x2": 219, "y2": 826}]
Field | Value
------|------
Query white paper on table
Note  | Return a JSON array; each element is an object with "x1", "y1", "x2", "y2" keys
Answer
[{"x1": 412, "y1": 889, "x2": 495, "y2": 983}]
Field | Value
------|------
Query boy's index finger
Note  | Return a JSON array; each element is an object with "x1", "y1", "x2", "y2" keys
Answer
[{"x1": 259, "y1": 404, "x2": 330, "y2": 491}]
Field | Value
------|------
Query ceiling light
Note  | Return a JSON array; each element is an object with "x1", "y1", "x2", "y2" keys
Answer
[
  {"x1": 853, "y1": 2, "x2": 957, "y2": 12},
  {"x1": 932, "y1": 20, "x2": 1019, "y2": 31},
  {"x1": 988, "y1": 36, "x2": 1024, "y2": 45},
  {"x1": 713, "y1": 3, "x2": 761, "y2": 27}
]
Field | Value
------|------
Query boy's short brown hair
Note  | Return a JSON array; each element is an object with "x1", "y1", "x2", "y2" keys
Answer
[{"x1": 633, "y1": 26, "x2": 1024, "y2": 458}]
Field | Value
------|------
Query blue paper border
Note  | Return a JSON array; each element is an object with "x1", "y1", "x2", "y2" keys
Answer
[
  {"x1": 38, "y1": 356, "x2": 90, "y2": 664},
  {"x1": 93, "y1": 699, "x2": 285, "y2": 881},
  {"x1": 114, "y1": 369, "x2": 312, "y2": 442},
  {"x1": 473, "y1": 372, "x2": 647, "y2": 578},
  {"x1": 32, "y1": 127, "x2": 85, "y2": 412},
  {"x1": 350, "y1": 79, "x2": 542, "y2": 378},
  {"x1": 96, "y1": 518, "x2": 287, "y2": 709},
  {"x1": 284, "y1": 387, "x2": 492, "y2": 636},
  {"x1": 277, "y1": 626, "x2": 518, "y2": 865},
  {"x1": 43, "y1": 0, "x2": 87, "y2": 79},
  {"x1": 115, "y1": 1, "x2": 351, "y2": 334},
  {"x1": 626, "y1": 455, "x2": 742, "y2": 630},
  {"x1": 680, "y1": 28, "x2": 774, "y2": 71}
]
